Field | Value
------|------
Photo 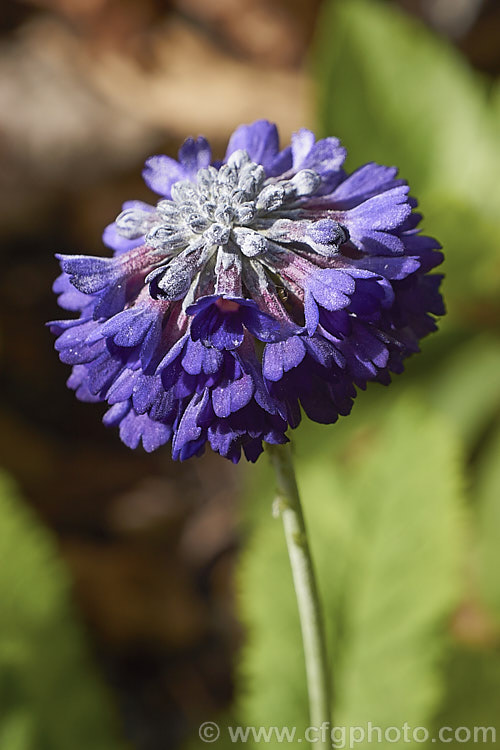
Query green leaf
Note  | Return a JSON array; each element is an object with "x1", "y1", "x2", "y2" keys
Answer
[
  {"x1": 314, "y1": 0, "x2": 500, "y2": 314},
  {"x1": 0, "y1": 471, "x2": 125, "y2": 750},
  {"x1": 433, "y1": 647, "x2": 500, "y2": 748},
  {"x1": 476, "y1": 422, "x2": 500, "y2": 623},
  {"x1": 331, "y1": 399, "x2": 464, "y2": 738},
  {"x1": 235, "y1": 395, "x2": 464, "y2": 747},
  {"x1": 315, "y1": 0, "x2": 500, "y2": 212},
  {"x1": 426, "y1": 335, "x2": 500, "y2": 450},
  {"x1": 0, "y1": 711, "x2": 36, "y2": 750}
]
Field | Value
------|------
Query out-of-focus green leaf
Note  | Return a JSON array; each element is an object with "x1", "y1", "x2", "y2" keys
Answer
[
  {"x1": 0, "y1": 470, "x2": 125, "y2": 750},
  {"x1": 314, "y1": 0, "x2": 500, "y2": 314},
  {"x1": 315, "y1": 0, "x2": 500, "y2": 212},
  {"x1": 424, "y1": 199, "x2": 500, "y2": 308},
  {"x1": 476, "y1": 423, "x2": 500, "y2": 623},
  {"x1": 433, "y1": 647, "x2": 500, "y2": 748},
  {"x1": 427, "y1": 335, "x2": 500, "y2": 450},
  {"x1": 328, "y1": 398, "x2": 464, "y2": 739},
  {"x1": 0, "y1": 711, "x2": 35, "y2": 750},
  {"x1": 235, "y1": 395, "x2": 464, "y2": 747}
]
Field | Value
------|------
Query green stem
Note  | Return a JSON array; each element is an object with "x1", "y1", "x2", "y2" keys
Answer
[{"x1": 266, "y1": 442, "x2": 331, "y2": 747}]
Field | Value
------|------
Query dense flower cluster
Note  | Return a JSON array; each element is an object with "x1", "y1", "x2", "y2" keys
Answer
[{"x1": 50, "y1": 120, "x2": 444, "y2": 462}]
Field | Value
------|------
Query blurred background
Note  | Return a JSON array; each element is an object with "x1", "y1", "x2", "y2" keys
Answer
[{"x1": 1, "y1": 1, "x2": 500, "y2": 748}]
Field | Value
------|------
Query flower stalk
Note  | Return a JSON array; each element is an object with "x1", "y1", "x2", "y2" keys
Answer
[{"x1": 266, "y1": 442, "x2": 331, "y2": 748}]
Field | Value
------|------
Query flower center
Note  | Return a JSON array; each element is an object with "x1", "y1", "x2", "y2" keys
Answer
[
  {"x1": 114, "y1": 149, "x2": 331, "y2": 303},
  {"x1": 115, "y1": 150, "x2": 322, "y2": 256},
  {"x1": 215, "y1": 298, "x2": 240, "y2": 313}
]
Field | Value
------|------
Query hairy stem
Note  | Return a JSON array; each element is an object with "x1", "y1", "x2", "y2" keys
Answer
[{"x1": 266, "y1": 442, "x2": 331, "y2": 747}]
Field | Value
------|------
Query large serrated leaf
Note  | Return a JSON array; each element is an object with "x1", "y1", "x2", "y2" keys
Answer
[
  {"x1": 0, "y1": 471, "x2": 125, "y2": 750},
  {"x1": 332, "y1": 399, "x2": 464, "y2": 739},
  {"x1": 433, "y1": 647, "x2": 500, "y2": 748},
  {"x1": 315, "y1": 0, "x2": 500, "y2": 213},
  {"x1": 426, "y1": 335, "x2": 500, "y2": 450},
  {"x1": 233, "y1": 395, "x2": 464, "y2": 748},
  {"x1": 314, "y1": 0, "x2": 500, "y2": 312},
  {"x1": 476, "y1": 422, "x2": 500, "y2": 624}
]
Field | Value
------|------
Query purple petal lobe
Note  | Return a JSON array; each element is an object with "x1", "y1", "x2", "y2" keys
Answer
[
  {"x1": 263, "y1": 337, "x2": 307, "y2": 381},
  {"x1": 212, "y1": 374, "x2": 254, "y2": 418},
  {"x1": 225, "y1": 120, "x2": 286, "y2": 174},
  {"x1": 178, "y1": 136, "x2": 212, "y2": 174},
  {"x1": 102, "y1": 224, "x2": 142, "y2": 255},
  {"x1": 330, "y1": 162, "x2": 403, "y2": 209},
  {"x1": 142, "y1": 155, "x2": 186, "y2": 197}
]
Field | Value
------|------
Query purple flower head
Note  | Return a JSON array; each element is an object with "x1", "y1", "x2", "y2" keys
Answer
[{"x1": 50, "y1": 119, "x2": 444, "y2": 462}]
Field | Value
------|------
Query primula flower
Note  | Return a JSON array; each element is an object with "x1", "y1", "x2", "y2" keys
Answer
[{"x1": 50, "y1": 120, "x2": 444, "y2": 462}]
